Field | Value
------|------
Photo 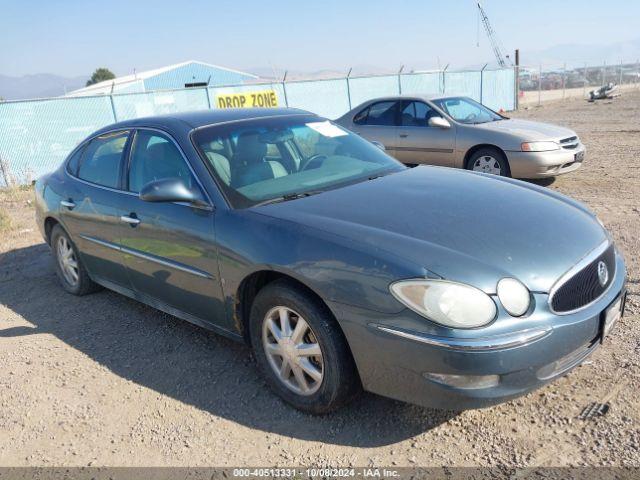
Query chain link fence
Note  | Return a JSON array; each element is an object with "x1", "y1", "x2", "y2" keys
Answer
[
  {"x1": 518, "y1": 60, "x2": 640, "y2": 106},
  {"x1": 0, "y1": 67, "x2": 515, "y2": 186}
]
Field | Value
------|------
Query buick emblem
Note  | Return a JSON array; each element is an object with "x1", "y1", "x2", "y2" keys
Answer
[{"x1": 597, "y1": 261, "x2": 609, "y2": 286}]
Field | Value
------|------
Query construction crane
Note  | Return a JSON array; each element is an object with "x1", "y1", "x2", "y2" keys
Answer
[{"x1": 477, "y1": 2, "x2": 510, "y2": 68}]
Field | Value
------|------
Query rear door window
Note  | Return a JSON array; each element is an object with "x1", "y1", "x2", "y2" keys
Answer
[
  {"x1": 66, "y1": 145, "x2": 86, "y2": 176},
  {"x1": 355, "y1": 101, "x2": 398, "y2": 126},
  {"x1": 77, "y1": 131, "x2": 129, "y2": 188}
]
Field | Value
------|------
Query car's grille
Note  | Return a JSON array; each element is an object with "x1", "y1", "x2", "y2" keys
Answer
[
  {"x1": 550, "y1": 244, "x2": 615, "y2": 313},
  {"x1": 559, "y1": 136, "x2": 579, "y2": 149}
]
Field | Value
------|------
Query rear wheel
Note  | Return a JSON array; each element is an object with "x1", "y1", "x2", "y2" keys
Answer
[
  {"x1": 51, "y1": 224, "x2": 101, "y2": 296},
  {"x1": 249, "y1": 279, "x2": 360, "y2": 414},
  {"x1": 467, "y1": 147, "x2": 511, "y2": 177}
]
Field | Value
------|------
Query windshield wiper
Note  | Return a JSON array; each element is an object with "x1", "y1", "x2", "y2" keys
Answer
[
  {"x1": 367, "y1": 169, "x2": 398, "y2": 181},
  {"x1": 253, "y1": 190, "x2": 323, "y2": 207}
]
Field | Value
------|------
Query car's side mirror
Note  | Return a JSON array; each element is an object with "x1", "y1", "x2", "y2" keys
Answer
[
  {"x1": 428, "y1": 117, "x2": 451, "y2": 129},
  {"x1": 139, "y1": 178, "x2": 204, "y2": 205},
  {"x1": 371, "y1": 141, "x2": 386, "y2": 151}
]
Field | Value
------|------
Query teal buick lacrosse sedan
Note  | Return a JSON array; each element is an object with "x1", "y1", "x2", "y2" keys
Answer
[{"x1": 35, "y1": 108, "x2": 626, "y2": 413}]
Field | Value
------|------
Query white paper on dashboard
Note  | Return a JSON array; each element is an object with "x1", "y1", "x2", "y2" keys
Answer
[{"x1": 306, "y1": 121, "x2": 348, "y2": 137}]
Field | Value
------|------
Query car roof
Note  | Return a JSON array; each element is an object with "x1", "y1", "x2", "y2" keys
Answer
[{"x1": 98, "y1": 107, "x2": 314, "y2": 134}]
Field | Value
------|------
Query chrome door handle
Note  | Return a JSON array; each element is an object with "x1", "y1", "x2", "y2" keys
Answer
[
  {"x1": 60, "y1": 200, "x2": 76, "y2": 209},
  {"x1": 120, "y1": 215, "x2": 141, "y2": 226}
]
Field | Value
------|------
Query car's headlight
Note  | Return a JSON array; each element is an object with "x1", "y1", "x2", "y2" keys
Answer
[
  {"x1": 390, "y1": 279, "x2": 496, "y2": 328},
  {"x1": 521, "y1": 141, "x2": 559, "y2": 152},
  {"x1": 496, "y1": 278, "x2": 530, "y2": 316}
]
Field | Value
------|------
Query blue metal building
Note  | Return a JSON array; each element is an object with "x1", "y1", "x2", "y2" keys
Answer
[{"x1": 67, "y1": 60, "x2": 257, "y2": 96}]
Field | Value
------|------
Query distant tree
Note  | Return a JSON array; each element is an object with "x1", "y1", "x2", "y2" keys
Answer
[{"x1": 86, "y1": 68, "x2": 116, "y2": 86}]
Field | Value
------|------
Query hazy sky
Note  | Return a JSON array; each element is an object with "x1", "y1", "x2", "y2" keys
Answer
[{"x1": 2, "y1": 0, "x2": 639, "y2": 77}]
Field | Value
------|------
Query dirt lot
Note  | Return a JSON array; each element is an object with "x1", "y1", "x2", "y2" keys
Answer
[{"x1": 0, "y1": 92, "x2": 639, "y2": 468}]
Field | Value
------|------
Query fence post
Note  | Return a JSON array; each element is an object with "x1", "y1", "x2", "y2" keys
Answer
[
  {"x1": 441, "y1": 64, "x2": 449, "y2": 94},
  {"x1": 109, "y1": 94, "x2": 118, "y2": 122},
  {"x1": 583, "y1": 62, "x2": 587, "y2": 98},
  {"x1": 397, "y1": 65, "x2": 404, "y2": 94},
  {"x1": 602, "y1": 60, "x2": 606, "y2": 85},
  {"x1": 282, "y1": 71, "x2": 289, "y2": 107},
  {"x1": 514, "y1": 49, "x2": 520, "y2": 110},
  {"x1": 562, "y1": 62, "x2": 566, "y2": 100},
  {"x1": 479, "y1": 63, "x2": 488, "y2": 104},
  {"x1": 538, "y1": 64, "x2": 542, "y2": 106},
  {"x1": 0, "y1": 155, "x2": 15, "y2": 188},
  {"x1": 205, "y1": 87, "x2": 212, "y2": 109},
  {"x1": 619, "y1": 59, "x2": 623, "y2": 85},
  {"x1": 346, "y1": 67, "x2": 352, "y2": 110}
]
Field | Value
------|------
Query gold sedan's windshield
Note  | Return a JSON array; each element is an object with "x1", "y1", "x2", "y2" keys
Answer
[
  {"x1": 433, "y1": 97, "x2": 504, "y2": 124},
  {"x1": 192, "y1": 115, "x2": 404, "y2": 208}
]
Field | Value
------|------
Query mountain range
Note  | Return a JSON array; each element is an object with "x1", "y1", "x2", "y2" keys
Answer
[
  {"x1": 522, "y1": 38, "x2": 640, "y2": 68},
  {"x1": 0, "y1": 73, "x2": 87, "y2": 101}
]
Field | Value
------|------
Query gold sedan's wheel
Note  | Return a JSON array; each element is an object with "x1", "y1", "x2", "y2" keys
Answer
[{"x1": 472, "y1": 155, "x2": 502, "y2": 175}]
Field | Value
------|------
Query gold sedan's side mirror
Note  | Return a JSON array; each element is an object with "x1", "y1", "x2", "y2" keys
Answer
[{"x1": 428, "y1": 117, "x2": 452, "y2": 129}]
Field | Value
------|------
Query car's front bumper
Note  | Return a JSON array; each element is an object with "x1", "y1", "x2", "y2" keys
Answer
[
  {"x1": 506, "y1": 144, "x2": 585, "y2": 179},
  {"x1": 333, "y1": 252, "x2": 625, "y2": 410}
]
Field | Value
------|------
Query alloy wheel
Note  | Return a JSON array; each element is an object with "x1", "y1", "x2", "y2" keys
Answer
[
  {"x1": 472, "y1": 155, "x2": 502, "y2": 175},
  {"x1": 262, "y1": 306, "x2": 324, "y2": 396},
  {"x1": 57, "y1": 236, "x2": 79, "y2": 286}
]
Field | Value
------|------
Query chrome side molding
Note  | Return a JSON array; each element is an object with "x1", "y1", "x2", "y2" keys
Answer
[
  {"x1": 370, "y1": 324, "x2": 551, "y2": 351},
  {"x1": 79, "y1": 234, "x2": 213, "y2": 280}
]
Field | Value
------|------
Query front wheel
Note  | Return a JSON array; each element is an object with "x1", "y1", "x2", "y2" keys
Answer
[
  {"x1": 249, "y1": 280, "x2": 360, "y2": 414},
  {"x1": 467, "y1": 147, "x2": 511, "y2": 177}
]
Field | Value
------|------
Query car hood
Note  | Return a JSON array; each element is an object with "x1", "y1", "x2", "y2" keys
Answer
[
  {"x1": 255, "y1": 167, "x2": 607, "y2": 293},
  {"x1": 475, "y1": 118, "x2": 576, "y2": 141}
]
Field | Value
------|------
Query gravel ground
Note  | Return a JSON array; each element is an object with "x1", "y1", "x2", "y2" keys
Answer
[{"x1": 0, "y1": 92, "x2": 638, "y2": 468}]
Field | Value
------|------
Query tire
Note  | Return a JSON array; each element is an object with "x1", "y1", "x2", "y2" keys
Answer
[
  {"x1": 466, "y1": 147, "x2": 511, "y2": 177},
  {"x1": 51, "y1": 224, "x2": 101, "y2": 296},
  {"x1": 249, "y1": 279, "x2": 361, "y2": 414}
]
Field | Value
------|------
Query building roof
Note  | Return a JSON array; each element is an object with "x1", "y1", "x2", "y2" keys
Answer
[{"x1": 66, "y1": 60, "x2": 258, "y2": 97}]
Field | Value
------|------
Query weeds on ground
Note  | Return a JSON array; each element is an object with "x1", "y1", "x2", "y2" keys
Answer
[
  {"x1": 0, "y1": 208, "x2": 12, "y2": 232},
  {"x1": 0, "y1": 184, "x2": 33, "y2": 204}
]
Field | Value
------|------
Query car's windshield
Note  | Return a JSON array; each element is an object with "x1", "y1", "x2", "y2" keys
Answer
[
  {"x1": 192, "y1": 114, "x2": 405, "y2": 208},
  {"x1": 432, "y1": 97, "x2": 503, "y2": 124}
]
